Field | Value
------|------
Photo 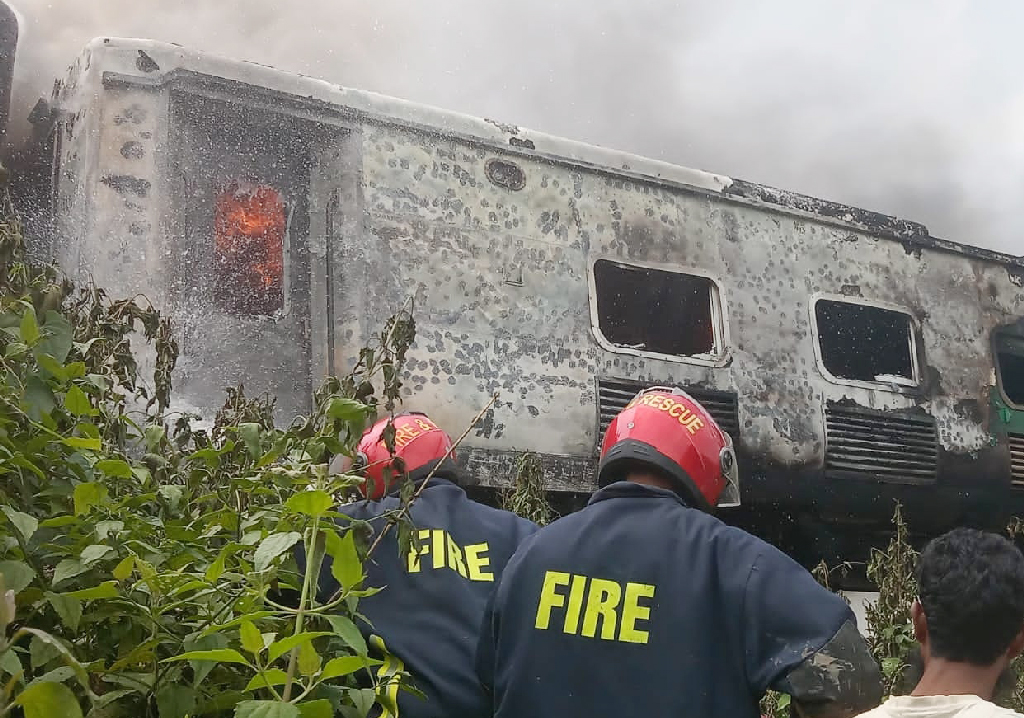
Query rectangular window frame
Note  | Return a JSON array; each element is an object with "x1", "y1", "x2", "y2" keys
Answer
[
  {"x1": 212, "y1": 179, "x2": 291, "y2": 318},
  {"x1": 993, "y1": 325, "x2": 1024, "y2": 411},
  {"x1": 587, "y1": 257, "x2": 730, "y2": 368},
  {"x1": 809, "y1": 293, "x2": 922, "y2": 393}
]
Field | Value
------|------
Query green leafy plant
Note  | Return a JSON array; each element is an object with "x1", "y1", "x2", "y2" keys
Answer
[
  {"x1": 500, "y1": 451, "x2": 552, "y2": 526},
  {"x1": 865, "y1": 503, "x2": 919, "y2": 696},
  {"x1": 0, "y1": 171, "x2": 430, "y2": 717}
]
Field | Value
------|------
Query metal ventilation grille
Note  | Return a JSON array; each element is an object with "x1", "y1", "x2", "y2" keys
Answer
[
  {"x1": 1010, "y1": 433, "x2": 1024, "y2": 485},
  {"x1": 825, "y1": 405, "x2": 937, "y2": 482},
  {"x1": 597, "y1": 377, "x2": 740, "y2": 445}
]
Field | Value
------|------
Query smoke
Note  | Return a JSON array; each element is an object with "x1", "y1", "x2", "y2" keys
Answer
[{"x1": 7, "y1": 0, "x2": 1024, "y2": 254}]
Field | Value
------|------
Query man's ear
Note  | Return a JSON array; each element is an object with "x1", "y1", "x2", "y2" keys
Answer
[{"x1": 911, "y1": 599, "x2": 927, "y2": 644}]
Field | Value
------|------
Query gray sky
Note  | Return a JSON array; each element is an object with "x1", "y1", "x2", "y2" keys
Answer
[{"x1": 9, "y1": 0, "x2": 1024, "y2": 254}]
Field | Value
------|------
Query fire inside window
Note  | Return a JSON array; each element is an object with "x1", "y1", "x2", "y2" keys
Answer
[{"x1": 213, "y1": 181, "x2": 285, "y2": 315}]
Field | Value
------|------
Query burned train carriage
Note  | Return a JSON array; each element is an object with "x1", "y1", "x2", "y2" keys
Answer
[{"x1": 36, "y1": 37, "x2": 1024, "y2": 566}]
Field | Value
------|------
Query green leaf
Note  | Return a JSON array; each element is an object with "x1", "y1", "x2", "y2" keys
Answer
[
  {"x1": 63, "y1": 436, "x2": 101, "y2": 452},
  {"x1": 234, "y1": 701, "x2": 300, "y2": 718},
  {"x1": 163, "y1": 649, "x2": 251, "y2": 666},
  {"x1": 183, "y1": 633, "x2": 228, "y2": 688},
  {"x1": 239, "y1": 423, "x2": 262, "y2": 458},
  {"x1": 62, "y1": 581, "x2": 118, "y2": 600},
  {"x1": 95, "y1": 459, "x2": 132, "y2": 479},
  {"x1": 73, "y1": 482, "x2": 108, "y2": 516},
  {"x1": 36, "y1": 353, "x2": 67, "y2": 381},
  {"x1": 38, "y1": 515, "x2": 76, "y2": 528},
  {"x1": 253, "y1": 531, "x2": 302, "y2": 573},
  {"x1": 326, "y1": 615, "x2": 367, "y2": 656},
  {"x1": 19, "y1": 306, "x2": 39, "y2": 344},
  {"x1": 297, "y1": 640, "x2": 321, "y2": 676},
  {"x1": 320, "y1": 655, "x2": 369, "y2": 681},
  {"x1": 158, "y1": 484, "x2": 184, "y2": 511},
  {"x1": 38, "y1": 311, "x2": 73, "y2": 362},
  {"x1": 26, "y1": 665, "x2": 76, "y2": 688},
  {"x1": 112, "y1": 556, "x2": 135, "y2": 581},
  {"x1": 144, "y1": 424, "x2": 165, "y2": 451},
  {"x1": 63, "y1": 386, "x2": 91, "y2": 416},
  {"x1": 266, "y1": 632, "x2": 332, "y2": 663},
  {"x1": 14, "y1": 680, "x2": 83, "y2": 718},
  {"x1": 0, "y1": 647, "x2": 22, "y2": 678},
  {"x1": 4, "y1": 341, "x2": 27, "y2": 358},
  {"x1": 348, "y1": 687, "x2": 376, "y2": 718},
  {"x1": 240, "y1": 620, "x2": 263, "y2": 655},
  {"x1": 64, "y1": 361, "x2": 86, "y2": 379},
  {"x1": 325, "y1": 529, "x2": 363, "y2": 590},
  {"x1": 1, "y1": 507, "x2": 38, "y2": 542},
  {"x1": 23, "y1": 377, "x2": 55, "y2": 422},
  {"x1": 327, "y1": 397, "x2": 369, "y2": 422},
  {"x1": 244, "y1": 669, "x2": 288, "y2": 692},
  {"x1": 46, "y1": 592, "x2": 83, "y2": 632},
  {"x1": 52, "y1": 559, "x2": 86, "y2": 587},
  {"x1": 298, "y1": 700, "x2": 334, "y2": 718},
  {"x1": 286, "y1": 490, "x2": 334, "y2": 519},
  {"x1": 30, "y1": 635, "x2": 60, "y2": 669},
  {"x1": 205, "y1": 548, "x2": 228, "y2": 583},
  {"x1": 92, "y1": 688, "x2": 134, "y2": 709},
  {"x1": 95, "y1": 520, "x2": 124, "y2": 542},
  {"x1": 81, "y1": 544, "x2": 113, "y2": 564},
  {"x1": 23, "y1": 628, "x2": 87, "y2": 688},
  {"x1": 156, "y1": 683, "x2": 197, "y2": 718}
]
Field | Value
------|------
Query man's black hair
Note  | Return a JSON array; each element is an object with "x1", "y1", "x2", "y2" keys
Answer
[{"x1": 917, "y1": 527, "x2": 1024, "y2": 666}]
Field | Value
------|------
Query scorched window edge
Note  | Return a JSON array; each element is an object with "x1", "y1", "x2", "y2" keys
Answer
[
  {"x1": 586, "y1": 257, "x2": 731, "y2": 368},
  {"x1": 808, "y1": 293, "x2": 923, "y2": 394}
]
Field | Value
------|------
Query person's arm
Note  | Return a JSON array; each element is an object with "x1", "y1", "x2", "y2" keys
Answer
[{"x1": 743, "y1": 550, "x2": 883, "y2": 718}]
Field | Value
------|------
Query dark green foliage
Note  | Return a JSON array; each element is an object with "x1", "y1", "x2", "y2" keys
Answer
[{"x1": 0, "y1": 173, "x2": 423, "y2": 717}]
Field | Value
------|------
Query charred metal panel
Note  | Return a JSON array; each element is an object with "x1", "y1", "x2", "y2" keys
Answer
[
  {"x1": 824, "y1": 404, "x2": 938, "y2": 484},
  {"x1": 162, "y1": 89, "x2": 334, "y2": 422},
  {"x1": 459, "y1": 447, "x2": 595, "y2": 494},
  {"x1": 45, "y1": 39, "x2": 1024, "y2": 544},
  {"x1": 48, "y1": 44, "x2": 351, "y2": 424},
  {"x1": 596, "y1": 377, "x2": 740, "y2": 446},
  {"x1": 1010, "y1": 433, "x2": 1024, "y2": 485}
]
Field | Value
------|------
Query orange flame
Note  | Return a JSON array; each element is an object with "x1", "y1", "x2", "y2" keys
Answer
[{"x1": 213, "y1": 181, "x2": 285, "y2": 314}]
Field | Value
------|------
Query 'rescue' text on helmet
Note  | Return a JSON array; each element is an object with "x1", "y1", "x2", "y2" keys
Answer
[{"x1": 625, "y1": 392, "x2": 706, "y2": 435}]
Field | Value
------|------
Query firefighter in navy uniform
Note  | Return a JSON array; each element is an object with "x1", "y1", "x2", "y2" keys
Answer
[
  {"x1": 476, "y1": 387, "x2": 883, "y2": 718},
  {"x1": 306, "y1": 412, "x2": 539, "y2": 718}
]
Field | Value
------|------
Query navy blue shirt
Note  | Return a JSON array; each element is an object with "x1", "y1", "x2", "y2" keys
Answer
[
  {"x1": 476, "y1": 481, "x2": 857, "y2": 718},
  {"x1": 310, "y1": 478, "x2": 538, "y2": 718}
]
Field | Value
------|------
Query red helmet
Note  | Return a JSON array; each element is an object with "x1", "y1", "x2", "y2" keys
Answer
[
  {"x1": 598, "y1": 386, "x2": 738, "y2": 511},
  {"x1": 354, "y1": 412, "x2": 456, "y2": 500}
]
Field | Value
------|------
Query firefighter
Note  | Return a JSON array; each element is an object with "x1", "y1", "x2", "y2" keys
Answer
[
  {"x1": 475, "y1": 386, "x2": 883, "y2": 718},
  {"x1": 305, "y1": 411, "x2": 539, "y2": 718}
]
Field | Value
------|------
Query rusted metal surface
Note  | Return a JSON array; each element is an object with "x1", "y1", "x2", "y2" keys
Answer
[{"x1": 41, "y1": 38, "x2": 1024, "y2": 548}]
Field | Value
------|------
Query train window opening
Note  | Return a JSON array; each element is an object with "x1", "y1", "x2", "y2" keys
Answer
[
  {"x1": 814, "y1": 299, "x2": 917, "y2": 385},
  {"x1": 995, "y1": 329, "x2": 1024, "y2": 406},
  {"x1": 592, "y1": 259, "x2": 722, "y2": 359}
]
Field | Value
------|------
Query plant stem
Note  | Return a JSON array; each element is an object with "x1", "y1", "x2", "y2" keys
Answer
[{"x1": 282, "y1": 514, "x2": 321, "y2": 702}]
